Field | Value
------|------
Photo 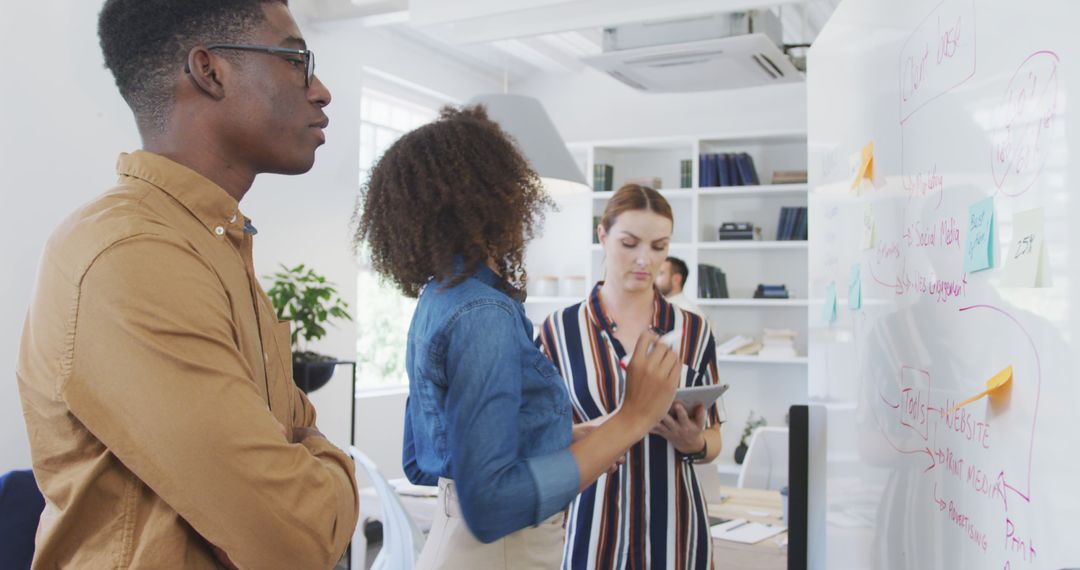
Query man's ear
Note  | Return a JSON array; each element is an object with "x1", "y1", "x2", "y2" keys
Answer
[{"x1": 184, "y1": 47, "x2": 227, "y2": 100}]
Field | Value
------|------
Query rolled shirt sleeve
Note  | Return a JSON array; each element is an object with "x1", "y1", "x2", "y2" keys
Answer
[
  {"x1": 64, "y1": 235, "x2": 358, "y2": 570},
  {"x1": 443, "y1": 302, "x2": 579, "y2": 543}
]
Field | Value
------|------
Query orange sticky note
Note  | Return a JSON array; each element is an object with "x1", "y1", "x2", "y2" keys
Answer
[
  {"x1": 851, "y1": 142, "x2": 874, "y2": 191},
  {"x1": 948, "y1": 365, "x2": 1013, "y2": 414}
]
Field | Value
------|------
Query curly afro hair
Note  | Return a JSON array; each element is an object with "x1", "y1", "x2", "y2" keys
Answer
[
  {"x1": 354, "y1": 104, "x2": 553, "y2": 302},
  {"x1": 98, "y1": 0, "x2": 286, "y2": 131}
]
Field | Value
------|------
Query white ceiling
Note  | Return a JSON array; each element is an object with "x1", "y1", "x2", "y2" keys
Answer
[{"x1": 291, "y1": 0, "x2": 841, "y2": 85}]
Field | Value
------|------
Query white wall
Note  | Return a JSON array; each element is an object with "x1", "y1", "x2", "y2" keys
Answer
[{"x1": 0, "y1": 3, "x2": 497, "y2": 476}]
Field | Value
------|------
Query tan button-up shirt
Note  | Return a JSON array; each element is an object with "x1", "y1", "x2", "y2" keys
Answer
[{"x1": 17, "y1": 151, "x2": 358, "y2": 569}]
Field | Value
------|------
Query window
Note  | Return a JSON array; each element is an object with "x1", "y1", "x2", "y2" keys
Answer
[{"x1": 356, "y1": 89, "x2": 437, "y2": 392}]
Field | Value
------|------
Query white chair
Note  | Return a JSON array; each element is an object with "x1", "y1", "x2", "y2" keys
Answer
[
  {"x1": 736, "y1": 427, "x2": 789, "y2": 491},
  {"x1": 349, "y1": 446, "x2": 426, "y2": 570}
]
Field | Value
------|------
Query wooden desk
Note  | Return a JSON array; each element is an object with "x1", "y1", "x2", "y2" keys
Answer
[{"x1": 708, "y1": 486, "x2": 787, "y2": 570}]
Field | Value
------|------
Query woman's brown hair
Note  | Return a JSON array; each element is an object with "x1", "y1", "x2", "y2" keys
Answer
[
  {"x1": 599, "y1": 184, "x2": 673, "y2": 233},
  {"x1": 354, "y1": 104, "x2": 552, "y2": 301}
]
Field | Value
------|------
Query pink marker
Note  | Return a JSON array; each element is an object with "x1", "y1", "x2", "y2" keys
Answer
[{"x1": 618, "y1": 329, "x2": 681, "y2": 370}]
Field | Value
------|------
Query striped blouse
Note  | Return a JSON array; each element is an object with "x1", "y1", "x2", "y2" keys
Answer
[{"x1": 538, "y1": 284, "x2": 722, "y2": 570}]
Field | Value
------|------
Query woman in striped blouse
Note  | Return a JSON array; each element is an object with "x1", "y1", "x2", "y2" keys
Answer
[{"x1": 538, "y1": 184, "x2": 724, "y2": 570}]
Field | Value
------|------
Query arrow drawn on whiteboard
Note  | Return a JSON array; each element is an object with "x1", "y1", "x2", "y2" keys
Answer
[{"x1": 958, "y1": 304, "x2": 1041, "y2": 506}]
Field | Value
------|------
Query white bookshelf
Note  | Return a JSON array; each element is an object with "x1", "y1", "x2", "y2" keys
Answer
[{"x1": 526, "y1": 130, "x2": 808, "y2": 467}]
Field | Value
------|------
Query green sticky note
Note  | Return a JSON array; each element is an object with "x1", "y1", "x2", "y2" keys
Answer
[
  {"x1": 823, "y1": 282, "x2": 838, "y2": 324},
  {"x1": 848, "y1": 264, "x2": 862, "y2": 310},
  {"x1": 964, "y1": 197, "x2": 995, "y2": 273}
]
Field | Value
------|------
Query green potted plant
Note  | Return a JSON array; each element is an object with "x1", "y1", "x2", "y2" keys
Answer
[
  {"x1": 264, "y1": 263, "x2": 353, "y2": 393},
  {"x1": 734, "y1": 411, "x2": 767, "y2": 464}
]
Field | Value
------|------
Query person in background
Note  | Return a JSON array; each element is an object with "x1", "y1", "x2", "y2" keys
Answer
[
  {"x1": 16, "y1": 1, "x2": 358, "y2": 568},
  {"x1": 657, "y1": 255, "x2": 703, "y2": 315},
  {"x1": 538, "y1": 184, "x2": 724, "y2": 570},
  {"x1": 354, "y1": 106, "x2": 681, "y2": 570}
]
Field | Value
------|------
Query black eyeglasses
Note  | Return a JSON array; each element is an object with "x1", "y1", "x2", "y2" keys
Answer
[{"x1": 194, "y1": 43, "x2": 316, "y2": 87}]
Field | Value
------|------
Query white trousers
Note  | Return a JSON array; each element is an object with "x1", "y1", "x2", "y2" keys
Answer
[{"x1": 416, "y1": 478, "x2": 564, "y2": 570}]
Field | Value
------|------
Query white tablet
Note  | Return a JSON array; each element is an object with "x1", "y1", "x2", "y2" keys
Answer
[{"x1": 673, "y1": 383, "x2": 729, "y2": 412}]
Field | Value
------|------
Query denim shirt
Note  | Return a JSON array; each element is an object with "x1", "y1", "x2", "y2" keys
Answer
[{"x1": 402, "y1": 262, "x2": 580, "y2": 543}]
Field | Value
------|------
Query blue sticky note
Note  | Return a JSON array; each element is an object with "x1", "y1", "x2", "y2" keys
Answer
[
  {"x1": 964, "y1": 197, "x2": 996, "y2": 273},
  {"x1": 822, "y1": 282, "x2": 838, "y2": 324},
  {"x1": 848, "y1": 264, "x2": 862, "y2": 310}
]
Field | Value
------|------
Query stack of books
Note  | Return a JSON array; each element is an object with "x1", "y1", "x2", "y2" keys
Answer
[
  {"x1": 697, "y1": 264, "x2": 729, "y2": 299},
  {"x1": 698, "y1": 152, "x2": 760, "y2": 187},
  {"x1": 776, "y1": 207, "x2": 808, "y2": 240},
  {"x1": 771, "y1": 169, "x2": 808, "y2": 184},
  {"x1": 680, "y1": 160, "x2": 693, "y2": 188},
  {"x1": 718, "y1": 222, "x2": 754, "y2": 240},
  {"x1": 758, "y1": 329, "x2": 798, "y2": 359},
  {"x1": 593, "y1": 163, "x2": 614, "y2": 192},
  {"x1": 753, "y1": 284, "x2": 789, "y2": 299}
]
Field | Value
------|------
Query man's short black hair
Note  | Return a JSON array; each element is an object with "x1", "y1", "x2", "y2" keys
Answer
[
  {"x1": 98, "y1": 0, "x2": 287, "y2": 131},
  {"x1": 666, "y1": 256, "x2": 689, "y2": 288}
]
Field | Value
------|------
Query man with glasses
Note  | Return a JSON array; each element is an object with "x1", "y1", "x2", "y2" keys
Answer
[{"x1": 16, "y1": 1, "x2": 357, "y2": 568}]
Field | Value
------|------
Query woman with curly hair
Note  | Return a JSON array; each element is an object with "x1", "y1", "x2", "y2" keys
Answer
[{"x1": 354, "y1": 105, "x2": 681, "y2": 569}]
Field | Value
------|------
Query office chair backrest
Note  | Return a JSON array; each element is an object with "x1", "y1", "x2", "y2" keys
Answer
[
  {"x1": 736, "y1": 426, "x2": 790, "y2": 491},
  {"x1": 349, "y1": 447, "x2": 425, "y2": 570}
]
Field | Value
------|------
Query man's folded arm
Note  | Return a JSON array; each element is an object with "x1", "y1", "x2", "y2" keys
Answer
[{"x1": 65, "y1": 235, "x2": 358, "y2": 569}]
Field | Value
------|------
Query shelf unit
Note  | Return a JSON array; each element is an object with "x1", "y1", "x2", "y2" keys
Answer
[{"x1": 524, "y1": 130, "x2": 808, "y2": 474}]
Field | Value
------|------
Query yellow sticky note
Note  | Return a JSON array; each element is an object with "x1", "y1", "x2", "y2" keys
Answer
[
  {"x1": 851, "y1": 142, "x2": 874, "y2": 191},
  {"x1": 948, "y1": 365, "x2": 1013, "y2": 414}
]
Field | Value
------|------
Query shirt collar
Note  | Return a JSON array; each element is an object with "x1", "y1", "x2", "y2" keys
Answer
[
  {"x1": 585, "y1": 282, "x2": 675, "y2": 335},
  {"x1": 116, "y1": 151, "x2": 247, "y2": 238}
]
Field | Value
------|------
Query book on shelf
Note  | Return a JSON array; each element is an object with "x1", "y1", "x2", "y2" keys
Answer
[
  {"x1": 716, "y1": 334, "x2": 755, "y2": 355},
  {"x1": 753, "y1": 284, "x2": 790, "y2": 299},
  {"x1": 592, "y1": 216, "x2": 601, "y2": 244},
  {"x1": 771, "y1": 169, "x2": 808, "y2": 184},
  {"x1": 734, "y1": 153, "x2": 761, "y2": 185},
  {"x1": 698, "y1": 152, "x2": 760, "y2": 187},
  {"x1": 593, "y1": 163, "x2": 614, "y2": 192},
  {"x1": 733, "y1": 341, "x2": 763, "y2": 356},
  {"x1": 680, "y1": 160, "x2": 693, "y2": 188},
  {"x1": 696, "y1": 264, "x2": 729, "y2": 299},
  {"x1": 718, "y1": 221, "x2": 755, "y2": 240},
  {"x1": 625, "y1": 176, "x2": 662, "y2": 189},
  {"x1": 775, "y1": 207, "x2": 808, "y2": 240}
]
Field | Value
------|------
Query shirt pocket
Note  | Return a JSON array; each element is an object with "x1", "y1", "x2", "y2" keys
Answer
[{"x1": 520, "y1": 352, "x2": 571, "y2": 430}]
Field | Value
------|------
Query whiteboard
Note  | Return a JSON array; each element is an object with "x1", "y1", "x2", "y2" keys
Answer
[{"x1": 807, "y1": 1, "x2": 1080, "y2": 569}]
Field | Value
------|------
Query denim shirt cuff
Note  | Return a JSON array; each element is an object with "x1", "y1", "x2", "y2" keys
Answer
[{"x1": 525, "y1": 448, "x2": 580, "y2": 524}]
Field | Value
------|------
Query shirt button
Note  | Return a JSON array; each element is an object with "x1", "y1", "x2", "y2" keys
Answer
[
  {"x1": 215, "y1": 226, "x2": 225, "y2": 236},
  {"x1": 264, "y1": 352, "x2": 269, "y2": 362}
]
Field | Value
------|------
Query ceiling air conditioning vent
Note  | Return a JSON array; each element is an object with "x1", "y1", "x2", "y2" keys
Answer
[{"x1": 584, "y1": 12, "x2": 803, "y2": 93}]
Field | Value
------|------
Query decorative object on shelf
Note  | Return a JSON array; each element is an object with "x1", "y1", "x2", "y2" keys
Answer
[
  {"x1": 758, "y1": 328, "x2": 798, "y2": 359},
  {"x1": 718, "y1": 221, "x2": 754, "y2": 240},
  {"x1": 592, "y1": 216, "x2": 602, "y2": 243},
  {"x1": 753, "y1": 284, "x2": 790, "y2": 299},
  {"x1": 624, "y1": 175, "x2": 662, "y2": 189},
  {"x1": 680, "y1": 159, "x2": 693, "y2": 188},
  {"x1": 776, "y1": 206, "x2": 808, "y2": 240},
  {"x1": 735, "y1": 411, "x2": 767, "y2": 464},
  {"x1": 593, "y1": 163, "x2": 614, "y2": 192},
  {"x1": 264, "y1": 263, "x2": 353, "y2": 393},
  {"x1": 697, "y1": 264, "x2": 729, "y2": 299},
  {"x1": 559, "y1": 276, "x2": 587, "y2": 298},
  {"x1": 733, "y1": 341, "x2": 763, "y2": 355},
  {"x1": 535, "y1": 275, "x2": 559, "y2": 297},
  {"x1": 772, "y1": 169, "x2": 808, "y2": 184}
]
